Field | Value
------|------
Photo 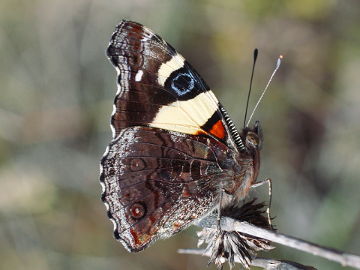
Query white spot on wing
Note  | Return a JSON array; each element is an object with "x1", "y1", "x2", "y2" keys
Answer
[
  {"x1": 110, "y1": 124, "x2": 115, "y2": 138},
  {"x1": 100, "y1": 179, "x2": 106, "y2": 193},
  {"x1": 116, "y1": 85, "x2": 121, "y2": 96},
  {"x1": 115, "y1": 67, "x2": 121, "y2": 95},
  {"x1": 104, "y1": 199, "x2": 110, "y2": 211},
  {"x1": 99, "y1": 163, "x2": 104, "y2": 175},
  {"x1": 157, "y1": 53, "x2": 185, "y2": 86},
  {"x1": 110, "y1": 218, "x2": 117, "y2": 231},
  {"x1": 103, "y1": 145, "x2": 110, "y2": 157},
  {"x1": 135, "y1": 70, "x2": 143, "y2": 82}
]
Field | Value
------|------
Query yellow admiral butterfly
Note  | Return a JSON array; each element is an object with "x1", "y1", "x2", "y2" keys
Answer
[{"x1": 100, "y1": 20, "x2": 264, "y2": 252}]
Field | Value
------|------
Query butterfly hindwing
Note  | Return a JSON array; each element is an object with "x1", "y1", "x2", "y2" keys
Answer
[{"x1": 100, "y1": 126, "x2": 236, "y2": 251}]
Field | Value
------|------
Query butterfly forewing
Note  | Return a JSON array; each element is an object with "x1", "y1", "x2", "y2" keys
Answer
[{"x1": 106, "y1": 20, "x2": 233, "y2": 144}]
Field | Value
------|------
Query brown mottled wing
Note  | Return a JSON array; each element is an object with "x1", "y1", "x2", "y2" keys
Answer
[{"x1": 100, "y1": 127, "x2": 235, "y2": 252}]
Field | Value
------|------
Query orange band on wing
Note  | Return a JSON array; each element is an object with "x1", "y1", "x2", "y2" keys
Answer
[{"x1": 209, "y1": 120, "x2": 226, "y2": 139}]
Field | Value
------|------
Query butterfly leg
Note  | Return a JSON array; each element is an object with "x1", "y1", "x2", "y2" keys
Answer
[
  {"x1": 217, "y1": 188, "x2": 225, "y2": 231},
  {"x1": 251, "y1": 178, "x2": 273, "y2": 229}
]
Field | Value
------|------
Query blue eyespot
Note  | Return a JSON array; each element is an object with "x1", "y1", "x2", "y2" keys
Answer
[{"x1": 171, "y1": 73, "x2": 195, "y2": 95}]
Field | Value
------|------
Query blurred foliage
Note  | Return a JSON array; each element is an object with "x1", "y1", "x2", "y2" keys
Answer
[{"x1": 1, "y1": 0, "x2": 360, "y2": 269}]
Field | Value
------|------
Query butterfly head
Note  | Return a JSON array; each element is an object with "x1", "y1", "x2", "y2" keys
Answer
[{"x1": 243, "y1": 120, "x2": 263, "y2": 152}]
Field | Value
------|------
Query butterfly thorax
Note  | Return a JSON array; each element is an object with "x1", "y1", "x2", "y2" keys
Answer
[{"x1": 220, "y1": 121, "x2": 262, "y2": 200}]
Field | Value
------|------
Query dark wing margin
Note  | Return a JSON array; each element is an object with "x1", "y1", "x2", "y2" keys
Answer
[{"x1": 100, "y1": 126, "x2": 235, "y2": 251}]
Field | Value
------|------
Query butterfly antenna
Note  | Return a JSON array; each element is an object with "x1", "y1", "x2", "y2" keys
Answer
[
  {"x1": 243, "y1": 48, "x2": 258, "y2": 129},
  {"x1": 246, "y1": 55, "x2": 283, "y2": 127}
]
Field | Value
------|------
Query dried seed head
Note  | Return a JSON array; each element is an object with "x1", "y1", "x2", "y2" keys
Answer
[{"x1": 197, "y1": 199, "x2": 275, "y2": 269}]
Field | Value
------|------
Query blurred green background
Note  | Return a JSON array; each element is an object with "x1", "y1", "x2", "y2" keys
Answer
[{"x1": 1, "y1": 0, "x2": 360, "y2": 269}]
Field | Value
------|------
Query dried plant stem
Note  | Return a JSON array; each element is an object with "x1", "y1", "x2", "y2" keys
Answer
[
  {"x1": 180, "y1": 217, "x2": 360, "y2": 269},
  {"x1": 178, "y1": 249, "x2": 316, "y2": 270},
  {"x1": 252, "y1": 257, "x2": 316, "y2": 270},
  {"x1": 220, "y1": 217, "x2": 360, "y2": 269}
]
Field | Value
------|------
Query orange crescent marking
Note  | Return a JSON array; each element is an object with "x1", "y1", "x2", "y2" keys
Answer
[
  {"x1": 130, "y1": 228, "x2": 141, "y2": 245},
  {"x1": 209, "y1": 120, "x2": 226, "y2": 139}
]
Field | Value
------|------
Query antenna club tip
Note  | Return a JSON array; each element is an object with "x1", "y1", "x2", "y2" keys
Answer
[
  {"x1": 253, "y1": 48, "x2": 259, "y2": 59},
  {"x1": 279, "y1": 55, "x2": 284, "y2": 59}
]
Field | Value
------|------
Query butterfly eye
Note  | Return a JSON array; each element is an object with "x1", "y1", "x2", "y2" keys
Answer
[
  {"x1": 254, "y1": 121, "x2": 263, "y2": 149},
  {"x1": 245, "y1": 133, "x2": 260, "y2": 149}
]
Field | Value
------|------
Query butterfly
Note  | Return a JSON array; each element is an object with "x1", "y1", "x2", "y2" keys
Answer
[{"x1": 100, "y1": 20, "x2": 263, "y2": 252}]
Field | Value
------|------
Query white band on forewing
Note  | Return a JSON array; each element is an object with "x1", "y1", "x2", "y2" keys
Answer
[
  {"x1": 150, "y1": 91, "x2": 218, "y2": 135},
  {"x1": 157, "y1": 53, "x2": 185, "y2": 86}
]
